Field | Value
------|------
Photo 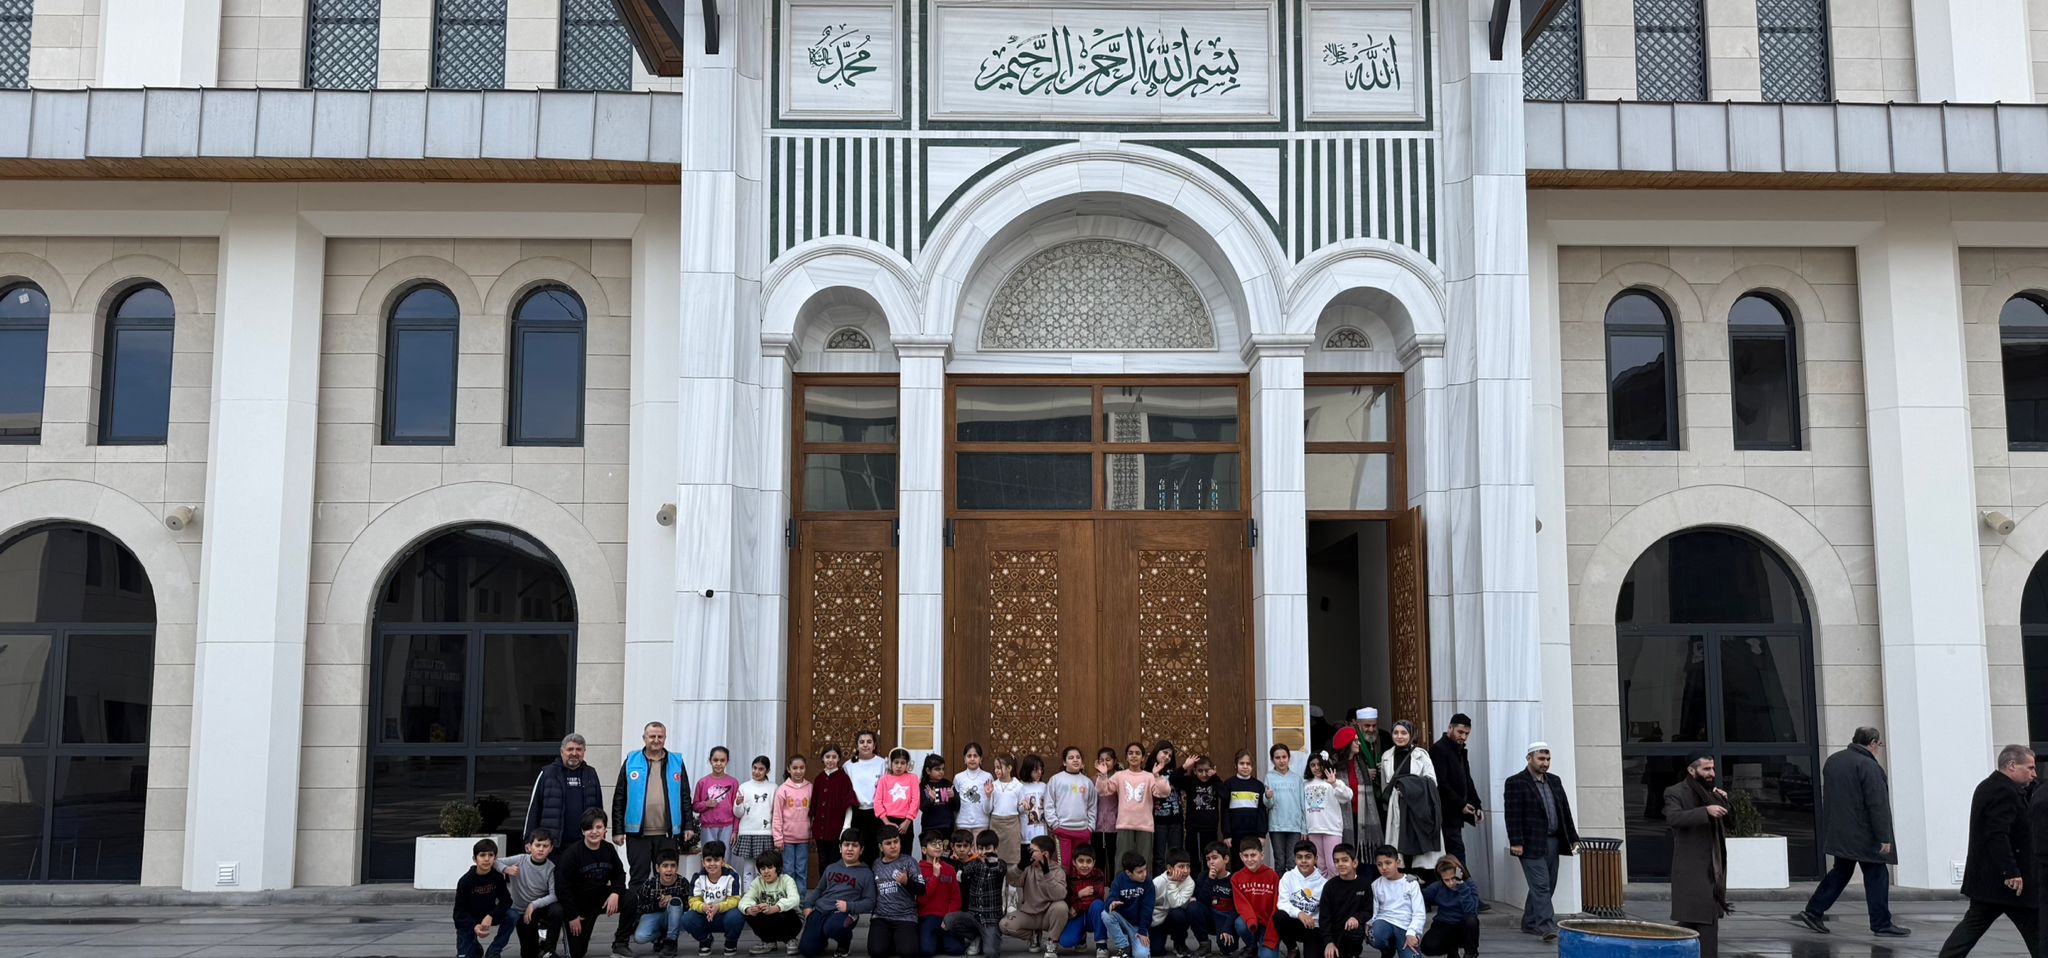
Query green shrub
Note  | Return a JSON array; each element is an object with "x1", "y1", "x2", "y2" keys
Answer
[
  {"x1": 1725, "y1": 789, "x2": 1766, "y2": 838},
  {"x1": 440, "y1": 800, "x2": 485, "y2": 837}
]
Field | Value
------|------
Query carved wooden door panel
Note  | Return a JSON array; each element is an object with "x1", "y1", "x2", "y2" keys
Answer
[
  {"x1": 1387, "y1": 506, "x2": 1431, "y2": 731},
  {"x1": 789, "y1": 520, "x2": 898, "y2": 761},
  {"x1": 946, "y1": 520, "x2": 1096, "y2": 759},
  {"x1": 1096, "y1": 520, "x2": 1250, "y2": 761}
]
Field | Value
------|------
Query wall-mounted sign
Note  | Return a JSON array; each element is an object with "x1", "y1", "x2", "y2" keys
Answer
[
  {"x1": 929, "y1": 0, "x2": 1281, "y2": 124},
  {"x1": 1302, "y1": 0, "x2": 1426, "y2": 123},
  {"x1": 781, "y1": 0, "x2": 903, "y2": 121}
]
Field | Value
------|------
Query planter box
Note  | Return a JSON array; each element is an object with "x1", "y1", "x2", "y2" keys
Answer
[
  {"x1": 416, "y1": 836, "x2": 496, "y2": 890},
  {"x1": 1725, "y1": 835, "x2": 1789, "y2": 890}
]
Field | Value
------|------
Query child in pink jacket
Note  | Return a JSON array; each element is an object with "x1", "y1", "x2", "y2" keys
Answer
[
  {"x1": 773, "y1": 754, "x2": 816, "y2": 891},
  {"x1": 694, "y1": 746, "x2": 742, "y2": 845}
]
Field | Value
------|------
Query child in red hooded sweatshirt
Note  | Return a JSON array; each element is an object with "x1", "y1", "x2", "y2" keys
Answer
[
  {"x1": 1230, "y1": 837, "x2": 1282, "y2": 958},
  {"x1": 917, "y1": 831, "x2": 967, "y2": 955}
]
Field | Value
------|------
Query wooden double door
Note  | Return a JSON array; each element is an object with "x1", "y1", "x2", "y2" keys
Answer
[{"x1": 945, "y1": 518, "x2": 1251, "y2": 761}]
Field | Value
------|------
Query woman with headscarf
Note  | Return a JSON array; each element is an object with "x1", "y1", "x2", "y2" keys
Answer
[
  {"x1": 1380, "y1": 719, "x2": 1444, "y2": 872},
  {"x1": 1330, "y1": 724, "x2": 1385, "y2": 852}
]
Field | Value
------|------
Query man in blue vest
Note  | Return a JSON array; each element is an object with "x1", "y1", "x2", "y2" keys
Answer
[
  {"x1": 608, "y1": 721, "x2": 696, "y2": 955},
  {"x1": 526, "y1": 733, "x2": 605, "y2": 844}
]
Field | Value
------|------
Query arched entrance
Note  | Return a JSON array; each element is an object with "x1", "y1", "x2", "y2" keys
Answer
[
  {"x1": 2023, "y1": 558, "x2": 2048, "y2": 755},
  {"x1": 1616, "y1": 528, "x2": 1818, "y2": 881},
  {"x1": 0, "y1": 523, "x2": 155, "y2": 882},
  {"x1": 362, "y1": 525, "x2": 576, "y2": 882}
]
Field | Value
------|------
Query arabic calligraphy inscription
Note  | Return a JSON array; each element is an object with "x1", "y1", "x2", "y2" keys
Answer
[
  {"x1": 1303, "y1": 1, "x2": 1425, "y2": 122},
  {"x1": 782, "y1": 0, "x2": 901, "y2": 120}
]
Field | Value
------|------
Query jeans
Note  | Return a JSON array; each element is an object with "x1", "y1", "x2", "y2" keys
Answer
[
  {"x1": 1804, "y1": 856, "x2": 1893, "y2": 930},
  {"x1": 457, "y1": 915, "x2": 519, "y2": 958},
  {"x1": 1060, "y1": 901, "x2": 1107, "y2": 949},
  {"x1": 1103, "y1": 908, "x2": 1151, "y2": 958},
  {"x1": 1268, "y1": 833, "x2": 1300, "y2": 863},
  {"x1": 1368, "y1": 919, "x2": 1421, "y2": 958},
  {"x1": 1515, "y1": 837, "x2": 1559, "y2": 933},
  {"x1": 1195, "y1": 910, "x2": 1234, "y2": 950},
  {"x1": 782, "y1": 842, "x2": 812, "y2": 895},
  {"x1": 635, "y1": 905, "x2": 684, "y2": 944},
  {"x1": 1937, "y1": 901, "x2": 2041, "y2": 958},
  {"x1": 922, "y1": 915, "x2": 970, "y2": 955},
  {"x1": 679, "y1": 908, "x2": 745, "y2": 948},
  {"x1": 1232, "y1": 917, "x2": 1281, "y2": 958},
  {"x1": 799, "y1": 910, "x2": 859, "y2": 957}
]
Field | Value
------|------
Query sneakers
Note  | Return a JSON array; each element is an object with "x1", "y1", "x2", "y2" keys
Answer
[
  {"x1": 656, "y1": 945, "x2": 676, "y2": 958},
  {"x1": 1193, "y1": 941, "x2": 1213, "y2": 958},
  {"x1": 613, "y1": 944, "x2": 635, "y2": 957},
  {"x1": 966, "y1": 943, "x2": 982, "y2": 956},
  {"x1": 1874, "y1": 926, "x2": 1912, "y2": 937},
  {"x1": 697, "y1": 945, "x2": 713, "y2": 957},
  {"x1": 1044, "y1": 944, "x2": 1060, "y2": 958},
  {"x1": 1096, "y1": 945, "x2": 1109, "y2": 958},
  {"x1": 1541, "y1": 931, "x2": 1558, "y2": 943},
  {"x1": 1793, "y1": 911, "x2": 1829, "y2": 934},
  {"x1": 785, "y1": 943, "x2": 800, "y2": 955},
  {"x1": 1028, "y1": 935, "x2": 1043, "y2": 953},
  {"x1": 724, "y1": 946, "x2": 739, "y2": 956}
]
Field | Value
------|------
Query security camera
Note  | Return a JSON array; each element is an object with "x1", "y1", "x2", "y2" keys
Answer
[
  {"x1": 165, "y1": 506, "x2": 197, "y2": 532},
  {"x1": 1985, "y1": 511, "x2": 2017, "y2": 536},
  {"x1": 701, "y1": 588, "x2": 715, "y2": 598},
  {"x1": 656, "y1": 504, "x2": 677, "y2": 526}
]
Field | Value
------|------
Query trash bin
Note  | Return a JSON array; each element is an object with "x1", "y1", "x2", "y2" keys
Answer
[
  {"x1": 1577, "y1": 837, "x2": 1625, "y2": 919},
  {"x1": 1557, "y1": 919, "x2": 1698, "y2": 958}
]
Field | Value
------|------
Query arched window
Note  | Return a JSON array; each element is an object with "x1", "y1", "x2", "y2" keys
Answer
[
  {"x1": 1605, "y1": 290, "x2": 1678, "y2": 449},
  {"x1": 1616, "y1": 528, "x2": 1816, "y2": 882},
  {"x1": 2002, "y1": 293, "x2": 2048, "y2": 450},
  {"x1": 1756, "y1": 0, "x2": 1830, "y2": 102},
  {"x1": 507, "y1": 285, "x2": 586, "y2": 446},
  {"x1": 0, "y1": 0, "x2": 30, "y2": 89},
  {"x1": 432, "y1": 0, "x2": 506, "y2": 90},
  {"x1": 1729, "y1": 292, "x2": 1800, "y2": 450},
  {"x1": 98, "y1": 285, "x2": 175, "y2": 446},
  {"x1": 559, "y1": 0, "x2": 632, "y2": 91},
  {"x1": 0, "y1": 282, "x2": 49, "y2": 443},
  {"x1": 306, "y1": 0, "x2": 382, "y2": 91},
  {"x1": 1523, "y1": 0, "x2": 1583, "y2": 100},
  {"x1": 0, "y1": 523, "x2": 156, "y2": 882},
  {"x1": 2025, "y1": 559, "x2": 2048, "y2": 756},
  {"x1": 382, "y1": 284, "x2": 460, "y2": 445},
  {"x1": 1633, "y1": 0, "x2": 1706, "y2": 101},
  {"x1": 364, "y1": 525, "x2": 575, "y2": 882}
]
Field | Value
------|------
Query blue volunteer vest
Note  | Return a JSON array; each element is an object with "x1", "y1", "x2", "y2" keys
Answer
[{"x1": 624, "y1": 751, "x2": 687, "y2": 834}]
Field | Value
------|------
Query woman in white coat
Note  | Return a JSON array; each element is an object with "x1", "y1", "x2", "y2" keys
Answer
[{"x1": 1379, "y1": 719, "x2": 1444, "y2": 871}]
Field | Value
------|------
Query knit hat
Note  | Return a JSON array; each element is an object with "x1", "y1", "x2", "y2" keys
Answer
[{"x1": 1332, "y1": 727, "x2": 1358, "y2": 750}]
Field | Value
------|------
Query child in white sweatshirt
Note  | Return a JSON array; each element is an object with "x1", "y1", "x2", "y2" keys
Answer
[
  {"x1": 1275, "y1": 841, "x2": 1329, "y2": 958},
  {"x1": 1365, "y1": 845, "x2": 1426, "y2": 958}
]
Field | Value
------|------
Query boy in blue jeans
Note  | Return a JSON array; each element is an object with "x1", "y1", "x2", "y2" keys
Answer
[
  {"x1": 456, "y1": 838, "x2": 519, "y2": 958},
  {"x1": 1365, "y1": 846, "x2": 1425, "y2": 958},
  {"x1": 633, "y1": 848, "x2": 692, "y2": 955},
  {"x1": 1104, "y1": 852, "x2": 1156, "y2": 958}
]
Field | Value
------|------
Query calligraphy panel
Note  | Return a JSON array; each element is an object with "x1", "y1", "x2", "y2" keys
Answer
[
  {"x1": 929, "y1": 0, "x2": 1281, "y2": 124},
  {"x1": 781, "y1": 0, "x2": 903, "y2": 121},
  {"x1": 1302, "y1": 0, "x2": 1427, "y2": 124}
]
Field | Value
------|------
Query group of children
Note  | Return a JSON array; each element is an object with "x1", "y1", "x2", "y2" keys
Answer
[{"x1": 451, "y1": 739, "x2": 1483, "y2": 958}]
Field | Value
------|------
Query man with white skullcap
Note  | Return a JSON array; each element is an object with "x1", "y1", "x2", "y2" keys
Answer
[
  {"x1": 1350, "y1": 707, "x2": 1395, "y2": 757},
  {"x1": 1502, "y1": 742, "x2": 1580, "y2": 942}
]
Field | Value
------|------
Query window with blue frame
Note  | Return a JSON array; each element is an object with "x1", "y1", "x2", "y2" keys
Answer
[
  {"x1": 98, "y1": 285, "x2": 176, "y2": 446},
  {"x1": 507, "y1": 286, "x2": 586, "y2": 446},
  {"x1": 382, "y1": 284, "x2": 461, "y2": 446},
  {"x1": 0, "y1": 282, "x2": 49, "y2": 443}
]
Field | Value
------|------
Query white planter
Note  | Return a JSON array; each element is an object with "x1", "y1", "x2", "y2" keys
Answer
[
  {"x1": 1725, "y1": 835, "x2": 1789, "y2": 890},
  {"x1": 415, "y1": 836, "x2": 495, "y2": 890}
]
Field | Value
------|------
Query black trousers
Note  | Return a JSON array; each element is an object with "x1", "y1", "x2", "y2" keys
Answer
[
  {"x1": 1677, "y1": 921, "x2": 1718, "y2": 958},
  {"x1": 1937, "y1": 900, "x2": 2041, "y2": 958},
  {"x1": 566, "y1": 903, "x2": 620, "y2": 958},
  {"x1": 852, "y1": 809, "x2": 882, "y2": 866},
  {"x1": 749, "y1": 911, "x2": 804, "y2": 944},
  {"x1": 1419, "y1": 919, "x2": 1478, "y2": 957},
  {"x1": 516, "y1": 902, "x2": 564, "y2": 957},
  {"x1": 867, "y1": 917, "x2": 923, "y2": 957},
  {"x1": 1441, "y1": 822, "x2": 1466, "y2": 865},
  {"x1": 1274, "y1": 913, "x2": 1317, "y2": 953},
  {"x1": 625, "y1": 834, "x2": 679, "y2": 884}
]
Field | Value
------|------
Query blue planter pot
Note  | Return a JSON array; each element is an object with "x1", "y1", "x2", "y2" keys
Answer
[{"x1": 1557, "y1": 919, "x2": 1700, "y2": 958}]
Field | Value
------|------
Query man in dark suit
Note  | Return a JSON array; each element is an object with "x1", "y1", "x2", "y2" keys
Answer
[
  {"x1": 1938, "y1": 744, "x2": 2039, "y2": 958},
  {"x1": 1502, "y1": 742, "x2": 1578, "y2": 942},
  {"x1": 1795, "y1": 726, "x2": 1910, "y2": 936},
  {"x1": 1430, "y1": 714, "x2": 1482, "y2": 864}
]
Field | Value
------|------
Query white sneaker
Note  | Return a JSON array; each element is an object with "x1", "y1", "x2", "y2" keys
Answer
[
  {"x1": 784, "y1": 944, "x2": 798, "y2": 955},
  {"x1": 1044, "y1": 945, "x2": 1059, "y2": 958},
  {"x1": 750, "y1": 945, "x2": 773, "y2": 955},
  {"x1": 966, "y1": 944, "x2": 982, "y2": 956}
]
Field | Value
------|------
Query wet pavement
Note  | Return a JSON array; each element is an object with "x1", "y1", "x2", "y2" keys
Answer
[{"x1": 0, "y1": 899, "x2": 2030, "y2": 958}]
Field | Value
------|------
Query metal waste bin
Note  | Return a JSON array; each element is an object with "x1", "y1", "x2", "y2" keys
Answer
[
  {"x1": 1577, "y1": 837, "x2": 1625, "y2": 919},
  {"x1": 1558, "y1": 920, "x2": 1698, "y2": 958}
]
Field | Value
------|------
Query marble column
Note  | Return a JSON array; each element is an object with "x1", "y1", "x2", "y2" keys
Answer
[
  {"x1": 1910, "y1": 0, "x2": 2032, "y2": 102},
  {"x1": 623, "y1": 191, "x2": 681, "y2": 775},
  {"x1": 100, "y1": 0, "x2": 222, "y2": 86},
  {"x1": 1246, "y1": 337, "x2": 1311, "y2": 757},
  {"x1": 896, "y1": 341, "x2": 948, "y2": 762},
  {"x1": 1854, "y1": 195, "x2": 1992, "y2": 888},
  {"x1": 185, "y1": 185, "x2": 324, "y2": 890}
]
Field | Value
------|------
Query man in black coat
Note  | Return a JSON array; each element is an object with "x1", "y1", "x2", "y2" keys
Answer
[
  {"x1": 1795, "y1": 727, "x2": 1910, "y2": 937},
  {"x1": 1664, "y1": 756, "x2": 1730, "y2": 958},
  {"x1": 1938, "y1": 744, "x2": 2039, "y2": 958},
  {"x1": 1502, "y1": 743, "x2": 1578, "y2": 942},
  {"x1": 525, "y1": 733, "x2": 605, "y2": 844},
  {"x1": 1429, "y1": 714, "x2": 1483, "y2": 865}
]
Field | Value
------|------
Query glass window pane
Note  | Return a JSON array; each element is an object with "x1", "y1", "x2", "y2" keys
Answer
[
  {"x1": 956, "y1": 387, "x2": 1092, "y2": 442},
  {"x1": 1617, "y1": 530, "x2": 1808, "y2": 626},
  {"x1": 474, "y1": 753, "x2": 555, "y2": 853},
  {"x1": 393, "y1": 285, "x2": 459, "y2": 322},
  {"x1": 0, "y1": 755, "x2": 44, "y2": 881},
  {"x1": 0, "y1": 326, "x2": 47, "y2": 441},
  {"x1": 1617, "y1": 633, "x2": 1709, "y2": 743},
  {"x1": 956, "y1": 453, "x2": 1092, "y2": 510},
  {"x1": 1106, "y1": 453, "x2": 1239, "y2": 511},
  {"x1": 51, "y1": 755, "x2": 146, "y2": 882},
  {"x1": 379, "y1": 527, "x2": 573, "y2": 625},
  {"x1": 0, "y1": 283, "x2": 47, "y2": 321},
  {"x1": 1620, "y1": 753, "x2": 1691, "y2": 881},
  {"x1": 512, "y1": 328, "x2": 583, "y2": 444},
  {"x1": 2002, "y1": 295, "x2": 2048, "y2": 330},
  {"x1": 0, "y1": 528, "x2": 155, "y2": 624},
  {"x1": 804, "y1": 387, "x2": 899, "y2": 443},
  {"x1": 1608, "y1": 332, "x2": 1672, "y2": 444},
  {"x1": 0, "y1": 633, "x2": 52, "y2": 744},
  {"x1": 1607, "y1": 291, "x2": 1670, "y2": 329},
  {"x1": 2028, "y1": 631, "x2": 2048, "y2": 748},
  {"x1": 1723, "y1": 753, "x2": 1820, "y2": 879},
  {"x1": 1102, "y1": 387, "x2": 1239, "y2": 443},
  {"x1": 377, "y1": 633, "x2": 467, "y2": 744},
  {"x1": 1306, "y1": 453, "x2": 1393, "y2": 512},
  {"x1": 115, "y1": 286, "x2": 174, "y2": 321},
  {"x1": 1731, "y1": 335, "x2": 1798, "y2": 447},
  {"x1": 104, "y1": 326, "x2": 174, "y2": 444},
  {"x1": 1304, "y1": 385, "x2": 1392, "y2": 443},
  {"x1": 1719, "y1": 634, "x2": 1810, "y2": 744},
  {"x1": 62, "y1": 634, "x2": 152, "y2": 744},
  {"x1": 1729, "y1": 293, "x2": 1789, "y2": 326},
  {"x1": 481, "y1": 634, "x2": 573, "y2": 743},
  {"x1": 387, "y1": 327, "x2": 457, "y2": 443},
  {"x1": 2006, "y1": 341, "x2": 2048, "y2": 447},
  {"x1": 364, "y1": 755, "x2": 465, "y2": 882},
  {"x1": 803, "y1": 453, "x2": 899, "y2": 511},
  {"x1": 516, "y1": 287, "x2": 586, "y2": 324}
]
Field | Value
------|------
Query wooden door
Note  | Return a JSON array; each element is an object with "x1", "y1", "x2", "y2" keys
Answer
[
  {"x1": 1097, "y1": 519, "x2": 1251, "y2": 760},
  {"x1": 946, "y1": 520, "x2": 1098, "y2": 758},
  {"x1": 789, "y1": 519, "x2": 898, "y2": 760},
  {"x1": 1387, "y1": 506, "x2": 1430, "y2": 731}
]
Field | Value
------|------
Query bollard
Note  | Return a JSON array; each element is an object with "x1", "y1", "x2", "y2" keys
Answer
[{"x1": 1557, "y1": 919, "x2": 1699, "y2": 958}]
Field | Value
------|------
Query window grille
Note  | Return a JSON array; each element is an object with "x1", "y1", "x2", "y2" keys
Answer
[
  {"x1": 1633, "y1": 0, "x2": 1706, "y2": 102},
  {"x1": 307, "y1": 0, "x2": 381, "y2": 91},
  {"x1": 0, "y1": 0, "x2": 32, "y2": 90},
  {"x1": 560, "y1": 0, "x2": 632, "y2": 91},
  {"x1": 1757, "y1": 0, "x2": 1830, "y2": 102},
  {"x1": 433, "y1": 0, "x2": 507, "y2": 90},
  {"x1": 1523, "y1": 0, "x2": 1583, "y2": 100}
]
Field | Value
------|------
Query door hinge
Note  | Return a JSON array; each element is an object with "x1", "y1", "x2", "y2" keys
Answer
[
  {"x1": 944, "y1": 518, "x2": 956, "y2": 548},
  {"x1": 785, "y1": 519, "x2": 797, "y2": 549},
  {"x1": 892, "y1": 519, "x2": 900, "y2": 548},
  {"x1": 1247, "y1": 518, "x2": 1258, "y2": 548}
]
